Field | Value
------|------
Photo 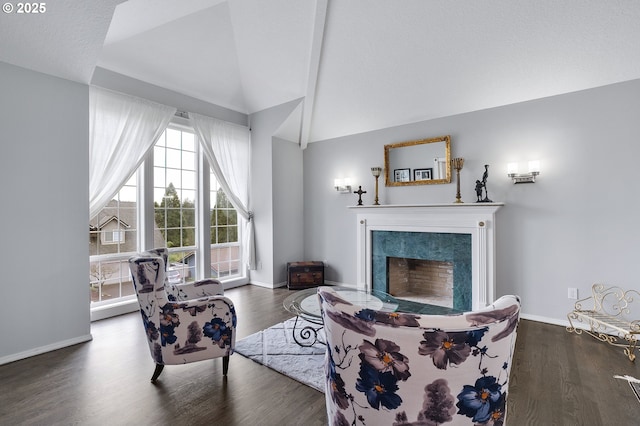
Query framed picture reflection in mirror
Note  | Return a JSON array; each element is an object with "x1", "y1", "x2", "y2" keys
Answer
[
  {"x1": 394, "y1": 168, "x2": 410, "y2": 182},
  {"x1": 414, "y1": 168, "x2": 433, "y2": 181}
]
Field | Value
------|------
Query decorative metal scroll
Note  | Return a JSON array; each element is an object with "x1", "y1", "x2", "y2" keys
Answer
[
  {"x1": 291, "y1": 316, "x2": 326, "y2": 347},
  {"x1": 567, "y1": 284, "x2": 640, "y2": 361}
]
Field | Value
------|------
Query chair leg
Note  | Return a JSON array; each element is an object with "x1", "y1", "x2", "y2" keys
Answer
[
  {"x1": 222, "y1": 355, "x2": 230, "y2": 376},
  {"x1": 151, "y1": 364, "x2": 164, "y2": 382}
]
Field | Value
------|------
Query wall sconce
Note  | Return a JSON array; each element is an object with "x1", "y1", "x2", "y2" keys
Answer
[
  {"x1": 334, "y1": 178, "x2": 352, "y2": 193},
  {"x1": 507, "y1": 160, "x2": 540, "y2": 184}
]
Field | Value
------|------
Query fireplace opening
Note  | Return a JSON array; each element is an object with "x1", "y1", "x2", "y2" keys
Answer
[{"x1": 387, "y1": 257, "x2": 453, "y2": 308}]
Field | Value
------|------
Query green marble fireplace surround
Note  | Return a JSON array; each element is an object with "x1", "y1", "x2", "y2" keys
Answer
[{"x1": 372, "y1": 231, "x2": 472, "y2": 311}]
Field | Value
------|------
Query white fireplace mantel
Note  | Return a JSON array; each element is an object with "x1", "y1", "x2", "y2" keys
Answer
[{"x1": 349, "y1": 203, "x2": 504, "y2": 310}]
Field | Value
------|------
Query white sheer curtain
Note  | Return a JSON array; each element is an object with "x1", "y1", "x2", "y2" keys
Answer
[
  {"x1": 89, "y1": 86, "x2": 176, "y2": 220},
  {"x1": 190, "y1": 113, "x2": 255, "y2": 270}
]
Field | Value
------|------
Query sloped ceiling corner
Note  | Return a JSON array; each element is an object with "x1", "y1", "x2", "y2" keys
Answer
[
  {"x1": 2, "y1": 0, "x2": 640, "y2": 144},
  {"x1": 273, "y1": 98, "x2": 304, "y2": 144},
  {"x1": 0, "y1": 0, "x2": 124, "y2": 84}
]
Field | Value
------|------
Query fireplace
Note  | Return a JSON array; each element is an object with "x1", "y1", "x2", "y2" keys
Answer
[
  {"x1": 350, "y1": 203, "x2": 503, "y2": 311},
  {"x1": 387, "y1": 257, "x2": 453, "y2": 307}
]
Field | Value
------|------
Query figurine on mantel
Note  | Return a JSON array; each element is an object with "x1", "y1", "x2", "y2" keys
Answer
[{"x1": 476, "y1": 164, "x2": 493, "y2": 203}]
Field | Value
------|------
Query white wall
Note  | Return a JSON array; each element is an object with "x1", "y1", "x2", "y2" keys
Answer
[
  {"x1": 0, "y1": 62, "x2": 91, "y2": 363},
  {"x1": 304, "y1": 79, "x2": 640, "y2": 325}
]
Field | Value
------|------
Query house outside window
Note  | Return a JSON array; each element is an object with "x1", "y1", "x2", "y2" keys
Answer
[
  {"x1": 89, "y1": 124, "x2": 242, "y2": 311},
  {"x1": 89, "y1": 174, "x2": 139, "y2": 304},
  {"x1": 101, "y1": 226, "x2": 126, "y2": 245}
]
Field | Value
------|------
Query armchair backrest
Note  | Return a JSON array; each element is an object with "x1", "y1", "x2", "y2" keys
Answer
[
  {"x1": 144, "y1": 247, "x2": 168, "y2": 270},
  {"x1": 129, "y1": 254, "x2": 170, "y2": 305},
  {"x1": 318, "y1": 286, "x2": 520, "y2": 426}
]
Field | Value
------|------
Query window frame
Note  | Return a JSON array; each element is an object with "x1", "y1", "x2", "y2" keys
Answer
[{"x1": 90, "y1": 119, "x2": 247, "y2": 320}]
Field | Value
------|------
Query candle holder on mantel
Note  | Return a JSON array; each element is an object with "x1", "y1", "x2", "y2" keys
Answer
[
  {"x1": 451, "y1": 157, "x2": 465, "y2": 203},
  {"x1": 371, "y1": 167, "x2": 382, "y2": 205}
]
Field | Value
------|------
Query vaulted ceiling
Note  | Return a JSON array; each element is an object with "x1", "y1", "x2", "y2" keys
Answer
[{"x1": 2, "y1": 0, "x2": 640, "y2": 145}]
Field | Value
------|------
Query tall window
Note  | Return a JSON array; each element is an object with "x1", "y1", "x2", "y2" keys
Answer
[
  {"x1": 89, "y1": 124, "x2": 241, "y2": 307},
  {"x1": 153, "y1": 127, "x2": 198, "y2": 283}
]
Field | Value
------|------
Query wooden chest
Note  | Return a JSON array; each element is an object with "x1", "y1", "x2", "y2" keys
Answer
[{"x1": 287, "y1": 261, "x2": 324, "y2": 290}]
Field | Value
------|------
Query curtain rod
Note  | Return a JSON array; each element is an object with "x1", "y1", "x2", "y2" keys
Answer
[{"x1": 175, "y1": 110, "x2": 251, "y2": 132}]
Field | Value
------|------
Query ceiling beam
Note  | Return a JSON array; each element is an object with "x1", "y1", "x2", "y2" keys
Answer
[{"x1": 299, "y1": 0, "x2": 328, "y2": 149}]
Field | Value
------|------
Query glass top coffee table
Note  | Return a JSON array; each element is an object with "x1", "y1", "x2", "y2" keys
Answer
[{"x1": 283, "y1": 286, "x2": 399, "y2": 346}]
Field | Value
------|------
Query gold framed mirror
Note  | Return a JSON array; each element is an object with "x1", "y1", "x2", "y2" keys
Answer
[{"x1": 384, "y1": 135, "x2": 451, "y2": 186}]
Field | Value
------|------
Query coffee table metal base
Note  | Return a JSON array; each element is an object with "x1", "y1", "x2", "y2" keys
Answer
[
  {"x1": 291, "y1": 315, "x2": 325, "y2": 347},
  {"x1": 283, "y1": 286, "x2": 399, "y2": 347}
]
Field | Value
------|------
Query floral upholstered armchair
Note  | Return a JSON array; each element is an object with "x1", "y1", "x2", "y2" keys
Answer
[
  {"x1": 128, "y1": 250, "x2": 237, "y2": 382},
  {"x1": 318, "y1": 286, "x2": 520, "y2": 426}
]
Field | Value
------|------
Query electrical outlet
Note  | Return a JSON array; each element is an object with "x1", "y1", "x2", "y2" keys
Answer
[{"x1": 568, "y1": 287, "x2": 578, "y2": 300}]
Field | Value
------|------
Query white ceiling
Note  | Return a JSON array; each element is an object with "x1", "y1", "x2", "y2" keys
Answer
[{"x1": 2, "y1": 0, "x2": 640, "y2": 144}]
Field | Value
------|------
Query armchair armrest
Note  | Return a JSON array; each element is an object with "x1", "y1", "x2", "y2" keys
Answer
[
  {"x1": 158, "y1": 295, "x2": 237, "y2": 364},
  {"x1": 167, "y1": 278, "x2": 224, "y2": 301},
  {"x1": 172, "y1": 294, "x2": 233, "y2": 309}
]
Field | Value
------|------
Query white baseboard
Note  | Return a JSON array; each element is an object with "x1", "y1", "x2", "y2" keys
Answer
[
  {"x1": 519, "y1": 312, "x2": 590, "y2": 330},
  {"x1": 323, "y1": 280, "x2": 354, "y2": 287},
  {"x1": 248, "y1": 280, "x2": 276, "y2": 289},
  {"x1": 0, "y1": 334, "x2": 93, "y2": 366},
  {"x1": 223, "y1": 277, "x2": 250, "y2": 289}
]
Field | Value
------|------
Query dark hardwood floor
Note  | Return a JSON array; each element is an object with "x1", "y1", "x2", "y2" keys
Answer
[{"x1": 1, "y1": 285, "x2": 638, "y2": 425}]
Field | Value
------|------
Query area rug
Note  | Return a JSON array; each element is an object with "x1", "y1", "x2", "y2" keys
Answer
[{"x1": 234, "y1": 318, "x2": 326, "y2": 392}]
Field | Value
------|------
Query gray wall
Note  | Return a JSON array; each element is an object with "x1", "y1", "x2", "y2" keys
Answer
[
  {"x1": 272, "y1": 137, "x2": 304, "y2": 284},
  {"x1": 249, "y1": 99, "x2": 303, "y2": 286},
  {"x1": 0, "y1": 61, "x2": 91, "y2": 362},
  {"x1": 304, "y1": 79, "x2": 640, "y2": 325}
]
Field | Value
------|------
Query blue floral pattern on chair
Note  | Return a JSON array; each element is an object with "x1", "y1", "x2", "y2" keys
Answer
[
  {"x1": 129, "y1": 251, "x2": 237, "y2": 382},
  {"x1": 318, "y1": 286, "x2": 520, "y2": 426}
]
